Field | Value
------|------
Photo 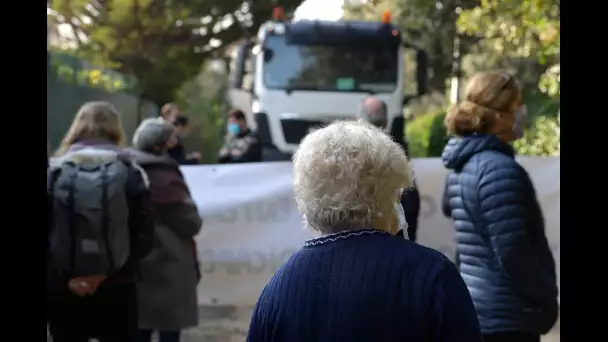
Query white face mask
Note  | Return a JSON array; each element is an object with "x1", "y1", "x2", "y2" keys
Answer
[
  {"x1": 513, "y1": 105, "x2": 528, "y2": 139},
  {"x1": 391, "y1": 188, "x2": 409, "y2": 235}
]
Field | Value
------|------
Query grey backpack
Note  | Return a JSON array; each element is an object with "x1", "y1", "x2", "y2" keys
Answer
[{"x1": 49, "y1": 148, "x2": 132, "y2": 277}]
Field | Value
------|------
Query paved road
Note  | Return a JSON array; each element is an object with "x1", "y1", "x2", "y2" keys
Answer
[{"x1": 181, "y1": 306, "x2": 560, "y2": 342}]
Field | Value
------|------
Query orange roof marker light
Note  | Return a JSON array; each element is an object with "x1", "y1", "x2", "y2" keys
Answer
[
  {"x1": 272, "y1": 7, "x2": 285, "y2": 21},
  {"x1": 381, "y1": 10, "x2": 392, "y2": 24}
]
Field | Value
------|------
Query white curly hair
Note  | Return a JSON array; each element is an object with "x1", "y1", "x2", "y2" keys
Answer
[{"x1": 292, "y1": 120, "x2": 414, "y2": 234}]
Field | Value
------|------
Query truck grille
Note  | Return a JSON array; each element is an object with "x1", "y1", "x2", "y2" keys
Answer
[{"x1": 280, "y1": 119, "x2": 325, "y2": 144}]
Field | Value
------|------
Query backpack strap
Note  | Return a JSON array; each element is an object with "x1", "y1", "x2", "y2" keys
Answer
[
  {"x1": 116, "y1": 153, "x2": 149, "y2": 189},
  {"x1": 99, "y1": 163, "x2": 116, "y2": 272},
  {"x1": 47, "y1": 167, "x2": 62, "y2": 195},
  {"x1": 65, "y1": 164, "x2": 79, "y2": 274},
  {"x1": 130, "y1": 160, "x2": 150, "y2": 188}
]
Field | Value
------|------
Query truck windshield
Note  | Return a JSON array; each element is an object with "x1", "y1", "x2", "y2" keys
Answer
[{"x1": 262, "y1": 35, "x2": 399, "y2": 93}]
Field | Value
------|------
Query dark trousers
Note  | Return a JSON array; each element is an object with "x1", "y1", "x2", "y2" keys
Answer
[
  {"x1": 137, "y1": 330, "x2": 181, "y2": 342},
  {"x1": 48, "y1": 280, "x2": 137, "y2": 342},
  {"x1": 483, "y1": 332, "x2": 541, "y2": 342}
]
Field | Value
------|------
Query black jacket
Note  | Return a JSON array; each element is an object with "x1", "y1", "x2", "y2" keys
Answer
[
  {"x1": 218, "y1": 129, "x2": 262, "y2": 164},
  {"x1": 396, "y1": 140, "x2": 420, "y2": 241},
  {"x1": 397, "y1": 186, "x2": 420, "y2": 241},
  {"x1": 167, "y1": 137, "x2": 198, "y2": 165},
  {"x1": 441, "y1": 134, "x2": 558, "y2": 334}
]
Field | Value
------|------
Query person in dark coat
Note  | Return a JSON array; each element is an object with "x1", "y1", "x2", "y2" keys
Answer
[
  {"x1": 218, "y1": 109, "x2": 262, "y2": 163},
  {"x1": 129, "y1": 118, "x2": 203, "y2": 342},
  {"x1": 441, "y1": 71, "x2": 558, "y2": 342},
  {"x1": 248, "y1": 120, "x2": 482, "y2": 342},
  {"x1": 357, "y1": 96, "x2": 421, "y2": 241},
  {"x1": 159, "y1": 103, "x2": 202, "y2": 165},
  {"x1": 47, "y1": 102, "x2": 154, "y2": 342},
  {"x1": 169, "y1": 115, "x2": 202, "y2": 165}
]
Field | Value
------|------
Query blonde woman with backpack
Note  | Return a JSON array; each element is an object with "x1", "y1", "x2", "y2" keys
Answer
[{"x1": 47, "y1": 101, "x2": 154, "y2": 342}]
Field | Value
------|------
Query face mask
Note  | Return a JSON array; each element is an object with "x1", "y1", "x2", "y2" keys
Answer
[
  {"x1": 390, "y1": 188, "x2": 409, "y2": 235},
  {"x1": 227, "y1": 123, "x2": 240, "y2": 136},
  {"x1": 512, "y1": 105, "x2": 528, "y2": 139}
]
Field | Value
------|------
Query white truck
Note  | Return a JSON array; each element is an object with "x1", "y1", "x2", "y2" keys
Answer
[{"x1": 229, "y1": 8, "x2": 429, "y2": 160}]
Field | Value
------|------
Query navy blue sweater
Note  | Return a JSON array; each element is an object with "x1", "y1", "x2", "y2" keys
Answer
[{"x1": 247, "y1": 229, "x2": 482, "y2": 342}]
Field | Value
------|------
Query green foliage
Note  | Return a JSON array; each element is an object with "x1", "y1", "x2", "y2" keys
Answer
[
  {"x1": 176, "y1": 70, "x2": 227, "y2": 164},
  {"x1": 539, "y1": 63, "x2": 560, "y2": 97},
  {"x1": 514, "y1": 96, "x2": 560, "y2": 157},
  {"x1": 406, "y1": 111, "x2": 446, "y2": 158},
  {"x1": 49, "y1": 49, "x2": 137, "y2": 93},
  {"x1": 525, "y1": 90, "x2": 560, "y2": 120},
  {"x1": 514, "y1": 114, "x2": 560, "y2": 157},
  {"x1": 457, "y1": 0, "x2": 560, "y2": 91},
  {"x1": 457, "y1": 0, "x2": 559, "y2": 64},
  {"x1": 405, "y1": 92, "x2": 450, "y2": 119},
  {"x1": 427, "y1": 112, "x2": 448, "y2": 157},
  {"x1": 50, "y1": 0, "x2": 304, "y2": 105}
]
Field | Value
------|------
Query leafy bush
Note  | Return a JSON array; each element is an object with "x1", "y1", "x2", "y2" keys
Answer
[
  {"x1": 406, "y1": 111, "x2": 447, "y2": 158},
  {"x1": 525, "y1": 91, "x2": 560, "y2": 120},
  {"x1": 514, "y1": 115, "x2": 560, "y2": 156},
  {"x1": 404, "y1": 92, "x2": 450, "y2": 120},
  {"x1": 427, "y1": 112, "x2": 448, "y2": 157},
  {"x1": 176, "y1": 72, "x2": 227, "y2": 164},
  {"x1": 514, "y1": 93, "x2": 560, "y2": 156},
  {"x1": 539, "y1": 64, "x2": 560, "y2": 97}
]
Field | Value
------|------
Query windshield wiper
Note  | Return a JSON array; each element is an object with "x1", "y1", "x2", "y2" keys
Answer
[
  {"x1": 283, "y1": 86, "x2": 320, "y2": 95},
  {"x1": 282, "y1": 87, "x2": 378, "y2": 95}
]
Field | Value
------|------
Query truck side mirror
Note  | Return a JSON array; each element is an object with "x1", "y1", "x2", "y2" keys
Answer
[
  {"x1": 402, "y1": 46, "x2": 430, "y2": 105},
  {"x1": 232, "y1": 41, "x2": 254, "y2": 90},
  {"x1": 415, "y1": 50, "x2": 429, "y2": 97}
]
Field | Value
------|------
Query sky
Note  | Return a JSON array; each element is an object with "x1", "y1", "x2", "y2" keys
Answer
[{"x1": 294, "y1": 0, "x2": 345, "y2": 20}]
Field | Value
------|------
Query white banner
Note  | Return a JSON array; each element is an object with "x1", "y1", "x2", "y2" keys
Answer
[{"x1": 182, "y1": 157, "x2": 560, "y2": 307}]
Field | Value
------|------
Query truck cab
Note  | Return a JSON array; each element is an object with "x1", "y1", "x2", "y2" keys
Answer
[{"x1": 230, "y1": 8, "x2": 428, "y2": 160}]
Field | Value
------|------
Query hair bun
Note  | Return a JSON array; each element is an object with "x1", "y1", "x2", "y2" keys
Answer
[{"x1": 445, "y1": 100, "x2": 497, "y2": 136}]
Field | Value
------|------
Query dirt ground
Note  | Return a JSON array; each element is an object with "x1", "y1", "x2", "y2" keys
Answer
[
  {"x1": 181, "y1": 306, "x2": 560, "y2": 342},
  {"x1": 47, "y1": 306, "x2": 559, "y2": 341}
]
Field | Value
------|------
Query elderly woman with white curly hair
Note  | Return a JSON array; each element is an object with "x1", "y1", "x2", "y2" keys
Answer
[{"x1": 247, "y1": 120, "x2": 482, "y2": 342}]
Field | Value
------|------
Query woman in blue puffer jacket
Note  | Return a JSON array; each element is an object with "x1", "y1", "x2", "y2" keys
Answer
[{"x1": 441, "y1": 71, "x2": 558, "y2": 342}]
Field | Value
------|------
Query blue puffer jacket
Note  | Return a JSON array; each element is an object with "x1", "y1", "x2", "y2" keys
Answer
[{"x1": 441, "y1": 134, "x2": 558, "y2": 334}]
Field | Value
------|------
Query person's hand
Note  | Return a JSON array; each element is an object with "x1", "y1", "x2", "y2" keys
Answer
[
  {"x1": 218, "y1": 147, "x2": 230, "y2": 157},
  {"x1": 188, "y1": 151, "x2": 203, "y2": 162},
  {"x1": 68, "y1": 275, "x2": 107, "y2": 297}
]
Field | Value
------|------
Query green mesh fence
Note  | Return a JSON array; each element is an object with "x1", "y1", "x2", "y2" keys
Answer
[{"x1": 47, "y1": 51, "x2": 159, "y2": 150}]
